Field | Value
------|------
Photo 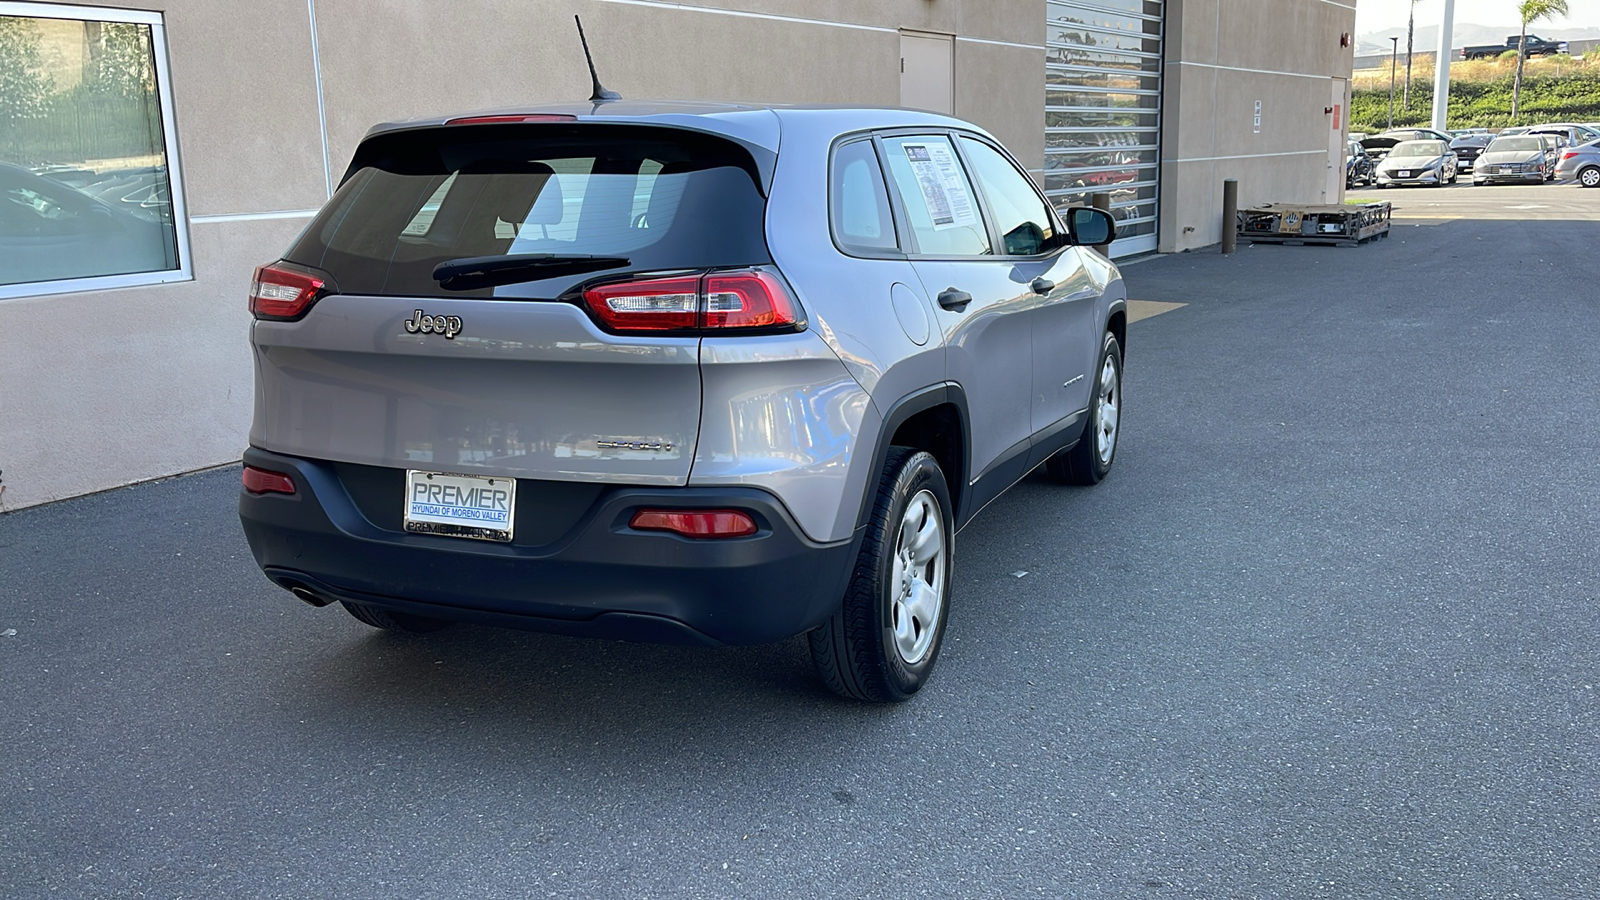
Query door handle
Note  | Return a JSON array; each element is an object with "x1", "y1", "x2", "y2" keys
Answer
[
  {"x1": 937, "y1": 288, "x2": 972, "y2": 312},
  {"x1": 1030, "y1": 277, "x2": 1055, "y2": 295}
]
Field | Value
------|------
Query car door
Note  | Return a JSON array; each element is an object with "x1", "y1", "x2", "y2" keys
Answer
[
  {"x1": 878, "y1": 132, "x2": 1033, "y2": 492},
  {"x1": 953, "y1": 134, "x2": 1098, "y2": 446}
]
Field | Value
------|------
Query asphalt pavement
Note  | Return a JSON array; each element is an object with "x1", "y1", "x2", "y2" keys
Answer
[{"x1": 4, "y1": 191, "x2": 1599, "y2": 899}]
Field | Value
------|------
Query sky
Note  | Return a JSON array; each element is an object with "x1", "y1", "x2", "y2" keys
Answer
[{"x1": 1355, "y1": 0, "x2": 1598, "y2": 34}]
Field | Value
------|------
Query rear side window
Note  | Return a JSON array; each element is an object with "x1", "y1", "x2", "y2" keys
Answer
[
  {"x1": 829, "y1": 140, "x2": 898, "y2": 254},
  {"x1": 284, "y1": 125, "x2": 771, "y2": 298},
  {"x1": 880, "y1": 135, "x2": 991, "y2": 257}
]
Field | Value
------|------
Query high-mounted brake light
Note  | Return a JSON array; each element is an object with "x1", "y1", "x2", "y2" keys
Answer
[
  {"x1": 250, "y1": 263, "x2": 327, "y2": 320},
  {"x1": 630, "y1": 509, "x2": 759, "y2": 538},
  {"x1": 580, "y1": 270, "x2": 801, "y2": 334},
  {"x1": 445, "y1": 114, "x2": 579, "y2": 125},
  {"x1": 243, "y1": 465, "x2": 296, "y2": 495}
]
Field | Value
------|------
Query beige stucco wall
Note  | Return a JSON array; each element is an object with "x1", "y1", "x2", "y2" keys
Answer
[
  {"x1": 1157, "y1": 0, "x2": 1357, "y2": 252},
  {"x1": 0, "y1": 0, "x2": 1042, "y2": 511}
]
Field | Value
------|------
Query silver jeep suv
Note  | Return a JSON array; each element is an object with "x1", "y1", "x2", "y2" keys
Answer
[{"x1": 239, "y1": 101, "x2": 1126, "y2": 701}]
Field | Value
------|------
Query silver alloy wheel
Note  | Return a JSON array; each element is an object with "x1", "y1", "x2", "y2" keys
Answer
[
  {"x1": 1583, "y1": 167, "x2": 1600, "y2": 188},
  {"x1": 1094, "y1": 353, "x2": 1120, "y2": 466},
  {"x1": 890, "y1": 489, "x2": 946, "y2": 665}
]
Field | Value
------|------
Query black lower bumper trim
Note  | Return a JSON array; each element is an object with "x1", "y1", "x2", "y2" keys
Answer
[{"x1": 239, "y1": 447, "x2": 855, "y2": 646}]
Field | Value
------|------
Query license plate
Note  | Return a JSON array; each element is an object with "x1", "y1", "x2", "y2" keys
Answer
[
  {"x1": 404, "y1": 470, "x2": 515, "y2": 542},
  {"x1": 1397, "y1": 170, "x2": 1411, "y2": 177}
]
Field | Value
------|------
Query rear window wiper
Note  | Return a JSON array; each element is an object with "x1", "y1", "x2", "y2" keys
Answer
[{"x1": 433, "y1": 253, "x2": 630, "y2": 291}]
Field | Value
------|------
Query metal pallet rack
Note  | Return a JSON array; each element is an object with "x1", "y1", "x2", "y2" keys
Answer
[{"x1": 1237, "y1": 201, "x2": 1391, "y2": 247}]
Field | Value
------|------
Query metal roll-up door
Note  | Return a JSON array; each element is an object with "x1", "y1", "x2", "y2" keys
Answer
[{"x1": 1044, "y1": 0, "x2": 1163, "y2": 257}]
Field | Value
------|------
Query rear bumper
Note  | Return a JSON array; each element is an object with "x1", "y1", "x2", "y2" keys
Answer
[
  {"x1": 1376, "y1": 171, "x2": 1443, "y2": 185},
  {"x1": 238, "y1": 447, "x2": 855, "y2": 646},
  {"x1": 1473, "y1": 171, "x2": 1544, "y2": 183}
]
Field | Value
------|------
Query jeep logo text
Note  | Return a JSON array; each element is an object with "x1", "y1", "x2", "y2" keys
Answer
[{"x1": 404, "y1": 310, "x2": 463, "y2": 339}]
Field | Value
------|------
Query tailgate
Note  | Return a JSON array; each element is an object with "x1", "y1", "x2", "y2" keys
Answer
[{"x1": 250, "y1": 296, "x2": 700, "y2": 484}]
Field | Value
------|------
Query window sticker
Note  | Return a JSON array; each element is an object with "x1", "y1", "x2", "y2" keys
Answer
[{"x1": 902, "y1": 142, "x2": 978, "y2": 231}]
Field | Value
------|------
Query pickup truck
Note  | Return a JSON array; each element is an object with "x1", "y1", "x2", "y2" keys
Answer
[{"x1": 1461, "y1": 35, "x2": 1568, "y2": 59}]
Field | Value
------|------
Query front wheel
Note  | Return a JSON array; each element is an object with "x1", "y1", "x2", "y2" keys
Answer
[
  {"x1": 1045, "y1": 332, "x2": 1123, "y2": 485},
  {"x1": 810, "y1": 448, "x2": 953, "y2": 702}
]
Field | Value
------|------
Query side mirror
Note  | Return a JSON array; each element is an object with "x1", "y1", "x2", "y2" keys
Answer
[{"x1": 1066, "y1": 207, "x2": 1116, "y2": 249}]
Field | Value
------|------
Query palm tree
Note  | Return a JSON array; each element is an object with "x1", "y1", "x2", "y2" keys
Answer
[
  {"x1": 1404, "y1": 0, "x2": 1418, "y2": 108},
  {"x1": 1512, "y1": 0, "x2": 1569, "y2": 118}
]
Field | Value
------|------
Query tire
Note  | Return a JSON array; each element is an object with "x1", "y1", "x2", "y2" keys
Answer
[
  {"x1": 1580, "y1": 166, "x2": 1600, "y2": 188},
  {"x1": 1045, "y1": 332, "x2": 1123, "y2": 486},
  {"x1": 809, "y1": 448, "x2": 953, "y2": 702},
  {"x1": 340, "y1": 600, "x2": 454, "y2": 633}
]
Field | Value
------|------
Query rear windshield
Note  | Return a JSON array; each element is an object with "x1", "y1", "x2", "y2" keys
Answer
[
  {"x1": 284, "y1": 124, "x2": 771, "y2": 298},
  {"x1": 1390, "y1": 141, "x2": 1444, "y2": 156},
  {"x1": 1488, "y1": 137, "x2": 1542, "y2": 152}
]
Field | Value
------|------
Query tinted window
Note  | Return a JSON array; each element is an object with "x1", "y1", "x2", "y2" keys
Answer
[
  {"x1": 829, "y1": 140, "x2": 897, "y2": 253},
  {"x1": 285, "y1": 125, "x2": 771, "y2": 298},
  {"x1": 1488, "y1": 138, "x2": 1542, "y2": 152},
  {"x1": 880, "y1": 135, "x2": 991, "y2": 256},
  {"x1": 958, "y1": 137, "x2": 1056, "y2": 256}
]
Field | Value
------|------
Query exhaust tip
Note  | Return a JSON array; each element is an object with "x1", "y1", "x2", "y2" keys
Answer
[{"x1": 287, "y1": 585, "x2": 334, "y2": 608}]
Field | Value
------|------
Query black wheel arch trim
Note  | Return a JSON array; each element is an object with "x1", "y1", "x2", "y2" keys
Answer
[{"x1": 852, "y1": 382, "x2": 973, "y2": 534}]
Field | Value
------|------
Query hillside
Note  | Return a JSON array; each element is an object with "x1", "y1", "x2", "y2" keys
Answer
[{"x1": 1351, "y1": 64, "x2": 1600, "y2": 132}]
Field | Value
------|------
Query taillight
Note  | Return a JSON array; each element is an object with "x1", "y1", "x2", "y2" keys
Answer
[
  {"x1": 1560, "y1": 150, "x2": 1578, "y2": 160},
  {"x1": 582, "y1": 276, "x2": 702, "y2": 331},
  {"x1": 580, "y1": 269, "x2": 801, "y2": 334},
  {"x1": 250, "y1": 263, "x2": 328, "y2": 320},
  {"x1": 242, "y1": 465, "x2": 296, "y2": 495},
  {"x1": 703, "y1": 270, "x2": 799, "y2": 330},
  {"x1": 630, "y1": 509, "x2": 759, "y2": 538}
]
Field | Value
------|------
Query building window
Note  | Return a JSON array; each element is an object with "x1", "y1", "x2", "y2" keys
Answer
[{"x1": 0, "y1": 3, "x2": 189, "y2": 298}]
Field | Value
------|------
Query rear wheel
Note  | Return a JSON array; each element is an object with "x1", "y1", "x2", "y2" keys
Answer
[
  {"x1": 340, "y1": 601, "x2": 454, "y2": 633},
  {"x1": 1580, "y1": 166, "x2": 1600, "y2": 188},
  {"x1": 1045, "y1": 332, "x2": 1123, "y2": 485},
  {"x1": 810, "y1": 448, "x2": 952, "y2": 702}
]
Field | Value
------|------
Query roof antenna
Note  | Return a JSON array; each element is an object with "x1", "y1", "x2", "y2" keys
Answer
[{"x1": 575, "y1": 16, "x2": 621, "y2": 102}]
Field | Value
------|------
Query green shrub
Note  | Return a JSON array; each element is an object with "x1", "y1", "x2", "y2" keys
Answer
[
  {"x1": 1499, "y1": 49, "x2": 1521, "y2": 61},
  {"x1": 1351, "y1": 70, "x2": 1600, "y2": 131}
]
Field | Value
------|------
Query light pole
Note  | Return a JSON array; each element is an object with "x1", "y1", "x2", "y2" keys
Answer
[
  {"x1": 1432, "y1": 0, "x2": 1457, "y2": 131},
  {"x1": 1389, "y1": 37, "x2": 1399, "y2": 129}
]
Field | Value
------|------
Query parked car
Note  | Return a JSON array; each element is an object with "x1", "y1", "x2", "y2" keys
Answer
[
  {"x1": 1374, "y1": 139, "x2": 1458, "y2": 187},
  {"x1": 1473, "y1": 135, "x2": 1552, "y2": 184},
  {"x1": 1554, "y1": 138, "x2": 1600, "y2": 187},
  {"x1": 1536, "y1": 134, "x2": 1561, "y2": 177},
  {"x1": 236, "y1": 100, "x2": 1128, "y2": 702},
  {"x1": 1525, "y1": 126, "x2": 1578, "y2": 150},
  {"x1": 1461, "y1": 34, "x2": 1567, "y2": 59},
  {"x1": 1378, "y1": 127, "x2": 1455, "y2": 145},
  {"x1": 1449, "y1": 133, "x2": 1493, "y2": 171},
  {"x1": 0, "y1": 162, "x2": 176, "y2": 286},
  {"x1": 1346, "y1": 138, "x2": 1376, "y2": 187}
]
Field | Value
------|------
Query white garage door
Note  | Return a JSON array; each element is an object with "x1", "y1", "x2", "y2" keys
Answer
[{"x1": 1044, "y1": 0, "x2": 1164, "y2": 257}]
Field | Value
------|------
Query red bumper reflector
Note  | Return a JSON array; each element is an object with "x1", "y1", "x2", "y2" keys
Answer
[
  {"x1": 630, "y1": 509, "x2": 758, "y2": 538},
  {"x1": 243, "y1": 466, "x2": 297, "y2": 495}
]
